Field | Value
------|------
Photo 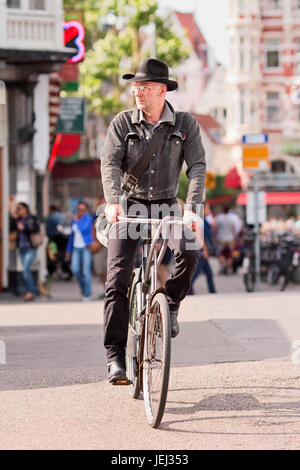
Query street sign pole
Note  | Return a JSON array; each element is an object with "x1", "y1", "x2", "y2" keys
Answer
[
  {"x1": 253, "y1": 171, "x2": 261, "y2": 292},
  {"x1": 242, "y1": 134, "x2": 269, "y2": 293}
]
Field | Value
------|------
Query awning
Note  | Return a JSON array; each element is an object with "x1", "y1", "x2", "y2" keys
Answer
[
  {"x1": 207, "y1": 194, "x2": 236, "y2": 205},
  {"x1": 237, "y1": 192, "x2": 300, "y2": 205},
  {"x1": 0, "y1": 48, "x2": 75, "y2": 64},
  {"x1": 224, "y1": 167, "x2": 242, "y2": 189},
  {"x1": 52, "y1": 159, "x2": 100, "y2": 179}
]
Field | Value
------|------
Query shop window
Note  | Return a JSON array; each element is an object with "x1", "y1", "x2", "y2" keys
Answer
[{"x1": 271, "y1": 160, "x2": 286, "y2": 173}]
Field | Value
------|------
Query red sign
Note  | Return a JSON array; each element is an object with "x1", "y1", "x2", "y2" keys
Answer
[
  {"x1": 59, "y1": 63, "x2": 79, "y2": 83},
  {"x1": 63, "y1": 21, "x2": 85, "y2": 64}
]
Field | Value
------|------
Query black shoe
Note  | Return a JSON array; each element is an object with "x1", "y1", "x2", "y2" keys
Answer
[
  {"x1": 108, "y1": 361, "x2": 132, "y2": 385},
  {"x1": 170, "y1": 309, "x2": 179, "y2": 339}
]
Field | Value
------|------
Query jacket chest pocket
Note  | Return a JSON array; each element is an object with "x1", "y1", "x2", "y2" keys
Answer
[
  {"x1": 167, "y1": 131, "x2": 184, "y2": 162},
  {"x1": 125, "y1": 132, "x2": 143, "y2": 167}
]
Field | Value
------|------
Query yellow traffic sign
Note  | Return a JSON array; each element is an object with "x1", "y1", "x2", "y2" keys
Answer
[{"x1": 242, "y1": 144, "x2": 270, "y2": 170}]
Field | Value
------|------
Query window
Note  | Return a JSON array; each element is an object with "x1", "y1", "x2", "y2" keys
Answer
[
  {"x1": 271, "y1": 160, "x2": 286, "y2": 173},
  {"x1": 7, "y1": 0, "x2": 21, "y2": 7},
  {"x1": 266, "y1": 92, "x2": 280, "y2": 123},
  {"x1": 295, "y1": 38, "x2": 300, "y2": 73},
  {"x1": 250, "y1": 101, "x2": 256, "y2": 123},
  {"x1": 265, "y1": 39, "x2": 280, "y2": 68},
  {"x1": 266, "y1": 0, "x2": 281, "y2": 10},
  {"x1": 240, "y1": 89, "x2": 245, "y2": 124},
  {"x1": 29, "y1": 0, "x2": 45, "y2": 9},
  {"x1": 240, "y1": 37, "x2": 245, "y2": 70},
  {"x1": 238, "y1": 0, "x2": 245, "y2": 14}
]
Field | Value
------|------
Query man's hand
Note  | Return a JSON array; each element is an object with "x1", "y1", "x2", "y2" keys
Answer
[
  {"x1": 183, "y1": 209, "x2": 204, "y2": 248},
  {"x1": 183, "y1": 210, "x2": 198, "y2": 232},
  {"x1": 65, "y1": 252, "x2": 71, "y2": 262},
  {"x1": 105, "y1": 204, "x2": 124, "y2": 224}
]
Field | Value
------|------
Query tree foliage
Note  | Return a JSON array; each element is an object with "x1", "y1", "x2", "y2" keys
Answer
[{"x1": 63, "y1": 0, "x2": 191, "y2": 120}]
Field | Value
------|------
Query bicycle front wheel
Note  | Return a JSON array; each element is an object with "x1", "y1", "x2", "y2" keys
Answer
[
  {"x1": 126, "y1": 269, "x2": 142, "y2": 399},
  {"x1": 143, "y1": 292, "x2": 171, "y2": 428}
]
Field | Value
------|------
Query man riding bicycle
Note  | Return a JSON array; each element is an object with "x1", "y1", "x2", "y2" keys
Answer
[{"x1": 101, "y1": 58, "x2": 206, "y2": 384}]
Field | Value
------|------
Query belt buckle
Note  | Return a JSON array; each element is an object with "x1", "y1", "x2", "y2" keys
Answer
[{"x1": 127, "y1": 174, "x2": 138, "y2": 186}]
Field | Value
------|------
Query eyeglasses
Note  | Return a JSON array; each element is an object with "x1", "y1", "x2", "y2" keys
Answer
[{"x1": 130, "y1": 85, "x2": 152, "y2": 95}]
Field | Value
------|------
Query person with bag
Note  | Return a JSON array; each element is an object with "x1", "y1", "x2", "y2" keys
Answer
[
  {"x1": 65, "y1": 201, "x2": 94, "y2": 301},
  {"x1": 100, "y1": 58, "x2": 206, "y2": 384},
  {"x1": 10, "y1": 202, "x2": 41, "y2": 301}
]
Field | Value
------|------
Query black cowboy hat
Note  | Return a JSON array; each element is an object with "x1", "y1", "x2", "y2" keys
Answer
[{"x1": 122, "y1": 58, "x2": 178, "y2": 92}]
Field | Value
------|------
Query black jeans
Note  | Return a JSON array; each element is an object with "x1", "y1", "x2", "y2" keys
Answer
[{"x1": 103, "y1": 198, "x2": 201, "y2": 366}]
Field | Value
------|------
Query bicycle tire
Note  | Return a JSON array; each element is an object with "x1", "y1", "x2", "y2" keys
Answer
[
  {"x1": 143, "y1": 292, "x2": 171, "y2": 428},
  {"x1": 267, "y1": 264, "x2": 280, "y2": 286},
  {"x1": 126, "y1": 269, "x2": 142, "y2": 399},
  {"x1": 244, "y1": 271, "x2": 255, "y2": 292}
]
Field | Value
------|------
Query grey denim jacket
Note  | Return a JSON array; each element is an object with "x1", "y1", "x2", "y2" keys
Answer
[{"x1": 100, "y1": 101, "x2": 206, "y2": 211}]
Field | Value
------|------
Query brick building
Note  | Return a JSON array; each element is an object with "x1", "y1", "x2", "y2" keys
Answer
[{"x1": 226, "y1": 0, "x2": 300, "y2": 175}]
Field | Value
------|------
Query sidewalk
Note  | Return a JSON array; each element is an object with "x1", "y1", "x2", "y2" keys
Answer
[{"x1": 0, "y1": 257, "x2": 299, "y2": 304}]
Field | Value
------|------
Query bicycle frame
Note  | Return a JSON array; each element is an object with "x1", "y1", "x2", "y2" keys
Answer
[{"x1": 117, "y1": 215, "x2": 185, "y2": 307}]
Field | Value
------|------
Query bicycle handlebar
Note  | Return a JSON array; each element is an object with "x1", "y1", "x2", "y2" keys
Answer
[{"x1": 117, "y1": 215, "x2": 186, "y2": 225}]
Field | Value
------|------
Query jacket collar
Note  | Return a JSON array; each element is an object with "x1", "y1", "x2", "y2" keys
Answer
[{"x1": 131, "y1": 100, "x2": 176, "y2": 126}]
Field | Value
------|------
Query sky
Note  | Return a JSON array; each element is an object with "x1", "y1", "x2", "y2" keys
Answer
[{"x1": 158, "y1": 0, "x2": 230, "y2": 66}]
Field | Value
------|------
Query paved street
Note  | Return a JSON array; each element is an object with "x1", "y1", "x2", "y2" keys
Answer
[{"x1": 0, "y1": 265, "x2": 300, "y2": 450}]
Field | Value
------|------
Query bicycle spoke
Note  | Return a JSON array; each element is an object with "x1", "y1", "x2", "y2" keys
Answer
[{"x1": 143, "y1": 293, "x2": 171, "y2": 428}]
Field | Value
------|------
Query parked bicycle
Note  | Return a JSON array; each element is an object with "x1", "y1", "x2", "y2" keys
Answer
[
  {"x1": 242, "y1": 228, "x2": 300, "y2": 292},
  {"x1": 267, "y1": 235, "x2": 300, "y2": 291}
]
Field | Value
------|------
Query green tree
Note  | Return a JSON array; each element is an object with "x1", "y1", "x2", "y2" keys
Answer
[
  {"x1": 63, "y1": 0, "x2": 103, "y2": 50},
  {"x1": 63, "y1": 0, "x2": 190, "y2": 121}
]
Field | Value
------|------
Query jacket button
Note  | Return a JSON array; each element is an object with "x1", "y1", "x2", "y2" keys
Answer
[
  {"x1": 150, "y1": 170, "x2": 155, "y2": 174},
  {"x1": 176, "y1": 140, "x2": 180, "y2": 144},
  {"x1": 146, "y1": 136, "x2": 150, "y2": 140},
  {"x1": 150, "y1": 187, "x2": 154, "y2": 190}
]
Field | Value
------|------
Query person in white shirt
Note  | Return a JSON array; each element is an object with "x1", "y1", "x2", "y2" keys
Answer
[{"x1": 214, "y1": 206, "x2": 237, "y2": 274}]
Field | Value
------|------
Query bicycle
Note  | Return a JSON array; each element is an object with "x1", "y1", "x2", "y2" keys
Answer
[{"x1": 116, "y1": 215, "x2": 187, "y2": 428}]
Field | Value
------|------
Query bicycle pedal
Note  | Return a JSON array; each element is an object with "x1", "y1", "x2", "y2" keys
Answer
[{"x1": 111, "y1": 378, "x2": 133, "y2": 386}]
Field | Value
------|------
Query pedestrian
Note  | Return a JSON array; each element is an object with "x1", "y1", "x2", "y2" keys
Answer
[
  {"x1": 101, "y1": 58, "x2": 206, "y2": 384},
  {"x1": 229, "y1": 208, "x2": 243, "y2": 237},
  {"x1": 65, "y1": 201, "x2": 94, "y2": 301},
  {"x1": 189, "y1": 244, "x2": 217, "y2": 294},
  {"x1": 214, "y1": 205, "x2": 237, "y2": 274},
  {"x1": 46, "y1": 205, "x2": 71, "y2": 279},
  {"x1": 9, "y1": 202, "x2": 41, "y2": 301}
]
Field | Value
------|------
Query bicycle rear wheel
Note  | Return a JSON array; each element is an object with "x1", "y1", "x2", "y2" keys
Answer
[{"x1": 143, "y1": 292, "x2": 171, "y2": 428}]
